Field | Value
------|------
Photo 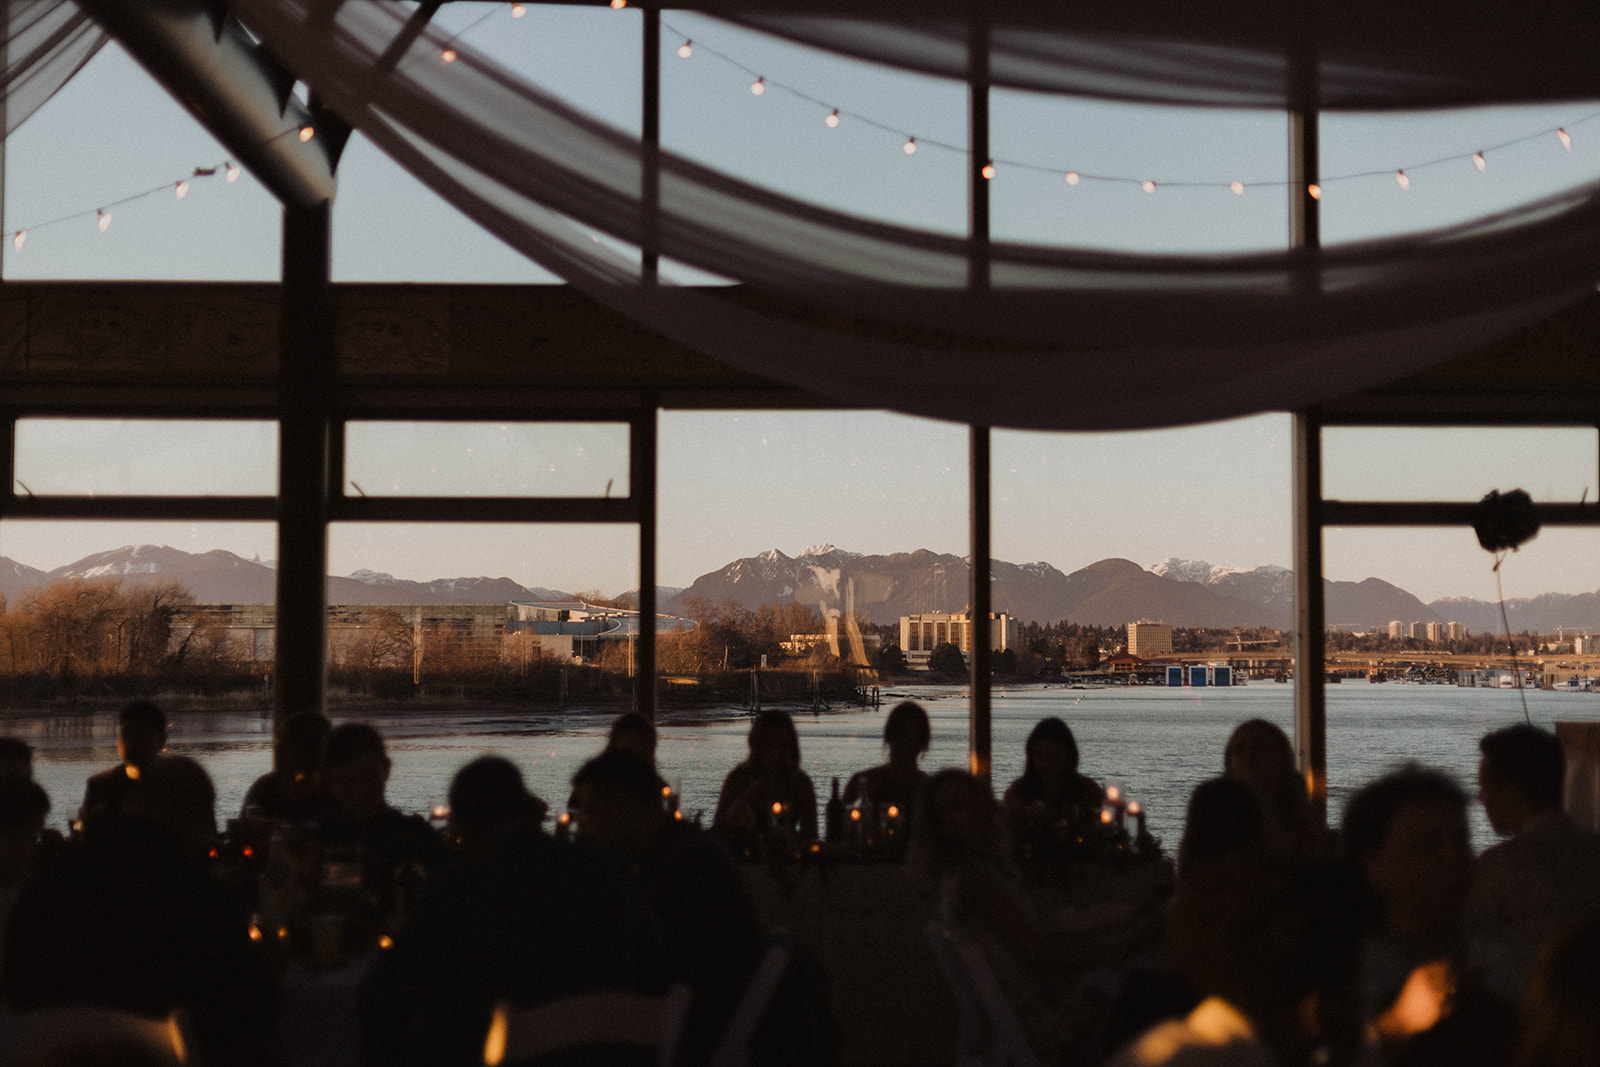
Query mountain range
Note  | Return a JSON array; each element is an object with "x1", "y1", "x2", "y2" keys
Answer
[{"x1": 2, "y1": 542, "x2": 1597, "y2": 633}]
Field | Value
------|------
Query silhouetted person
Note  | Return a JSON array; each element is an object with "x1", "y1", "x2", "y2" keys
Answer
[
  {"x1": 80, "y1": 701, "x2": 165, "y2": 827},
  {"x1": 0, "y1": 777, "x2": 50, "y2": 964},
  {"x1": 714, "y1": 711, "x2": 818, "y2": 847},
  {"x1": 4, "y1": 756, "x2": 277, "y2": 1067},
  {"x1": 360, "y1": 755, "x2": 662, "y2": 1067},
  {"x1": 318, "y1": 722, "x2": 447, "y2": 919},
  {"x1": 843, "y1": 700, "x2": 930, "y2": 821},
  {"x1": 606, "y1": 711, "x2": 660, "y2": 766},
  {"x1": 1223, "y1": 718, "x2": 1322, "y2": 860},
  {"x1": 1177, "y1": 775, "x2": 1265, "y2": 874},
  {"x1": 573, "y1": 750, "x2": 777, "y2": 1065},
  {"x1": 1343, "y1": 765, "x2": 1515, "y2": 1067},
  {"x1": 1002, "y1": 717, "x2": 1103, "y2": 823},
  {"x1": 1467, "y1": 723, "x2": 1600, "y2": 995},
  {"x1": 0, "y1": 736, "x2": 33, "y2": 780},
  {"x1": 446, "y1": 754, "x2": 546, "y2": 860},
  {"x1": 241, "y1": 709, "x2": 333, "y2": 823}
]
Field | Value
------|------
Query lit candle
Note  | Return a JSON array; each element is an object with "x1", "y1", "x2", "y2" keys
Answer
[{"x1": 1127, "y1": 799, "x2": 1146, "y2": 839}]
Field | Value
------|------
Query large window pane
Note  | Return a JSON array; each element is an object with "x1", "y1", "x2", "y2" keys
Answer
[
  {"x1": 1323, "y1": 426, "x2": 1596, "y2": 503},
  {"x1": 344, "y1": 422, "x2": 630, "y2": 497},
  {"x1": 15, "y1": 419, "x2": 278, "y2": 496}
]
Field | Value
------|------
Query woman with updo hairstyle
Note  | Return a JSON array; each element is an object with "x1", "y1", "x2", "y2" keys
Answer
[
  {"x1": 843, "y1": 700, "x2": 931, "y2": 821},
  {"x1": 713, "y1": 710, "x2": 818, "y2": 845}
]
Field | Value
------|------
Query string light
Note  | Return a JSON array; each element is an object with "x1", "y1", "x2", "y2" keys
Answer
[
  {"x1": 981, "y1": 161, "x2": 996, "y2": 179},
  {"x1": 12, "y1": 231, "x2": 23, "y2": 251},
  {"x1": 442, "y1": 48, "x2": 458, "y2": 63},
  {"x1": 825, "y1": 108, "x2": 839, "y2": 128},
  {"x1": 226, "y1": 162, "x2": 241, "y2": 183},
  {"x1": 510, "y1": 3, "x2": 525, "y2": 15},
  {"x1": 97, "y1": 209, "x2": 111, "y2": 232},
  {"x1": 749, "y1": 77, "x2": 764, "y2": 96},
  {"x1": 610, "y1": 0, "x2": 625, "y2": 8},
  {"x1": 1308, "y1": 184, "x2": 1322, "y2": 199},
  {"x1": 1064, "y1": 171, "x2": 1080, "y2": 185},
  {"x1": 1396, "y1": 170, "x2": 1410, "y2": 190},
  {"x1": 298, "y1": 126, "x2": 315, "y2": 142},
  {"x1": 1142, "y1": 180, "x2": 1156, "y2": 193},
  {"x1": 1473, "y1": 152, "x2": 1487, "y2": 172},
  {"x1": 903, "y1": 137, "x2": 916, "y2": 155},
  {"x1": 1230, "y1": 181, "x2": 1244, "y2": 195},
  {"x1": 677, "y1": 40, "x2": 692, "y2": 59},
  {"x1": 174, "y1": 180, "x2": 189, "y2": 200},
  {"x1": 1558, "y1": 128, "x2": 1572, "y2": 150}
]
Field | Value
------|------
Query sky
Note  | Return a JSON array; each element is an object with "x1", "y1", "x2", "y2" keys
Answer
[{"x1": 2, "y1": 6, "x2": 1598, "y2": 606}]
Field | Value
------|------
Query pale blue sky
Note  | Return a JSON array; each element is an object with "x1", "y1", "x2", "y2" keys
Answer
[{"x1": 2, "y1": 8, "x2": 1597, "y2": 605}]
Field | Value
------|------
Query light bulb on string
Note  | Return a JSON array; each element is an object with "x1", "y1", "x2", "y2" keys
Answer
[
  {"x1": 97, "y1": 209, "x2": 111, "y2": 232},
  {"x1": 981, "y1": 161, "x2": 996, "y2": 180},
  {"x1": 1064, "y1": 171, "x2": 1080, "y2": 185},
  {"x1": 12, "y1": 231, "x2": 24, "y2": 251},
  {"x1": 510, "y1": 3, "x2": 525, "y2": 15},
  {"x1": 1395, "y1": 170, "x2": 1410, "y2": 190},
  {"x1": 1558, "y1": 128, "x2": 1572, "y2": 150},
  {"x1": 175, "y1": 180, "x2": 189, "y2": 200},
  {"x1": 1142, "y1": 180, "x2": 1156, "y2": 193},
  {"x1": 677, "y1": 40, "x2": 692, "y2": 58},
  {"x1": 610, "y1": 0, "x2": 626, "y2": 8},
  {"x1": 1230, "y1": 181, "x2": 1244, "y2": 195},
  {"x1": 825, "y1": 109, "x2": 839, "y2": 128},
  {"x1": 903, "y1": 137, "x2": 917, "y2": 155},
  {"x1": 750, "y1": 77, "x2": 764, "y2": 95},
  {"x1": 1308, "y1": 184, "x2": 1322, "y2": 200},
  {"x1": 299, "y1": 126, "x2": 315, "y2": 142},
  {"x1": 441, "y1": 48, "x2": 457, "y2": 63},
  {"x1": 226, "y1": 161, "x2": 241, "y2": 183},
  {"x1": 1473, "y1": 152, "x2": 1487, "y2": 172}
]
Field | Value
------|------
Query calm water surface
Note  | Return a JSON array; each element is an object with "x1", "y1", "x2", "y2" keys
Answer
[{"x1": 13, "y1": 683, "x2": 1598, "y2": 853}]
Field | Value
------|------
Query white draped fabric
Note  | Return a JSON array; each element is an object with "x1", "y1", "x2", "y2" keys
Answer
[
  {"x1": 1, "y1": 0, "x2": 104, "y2": 137},
  {"x1": 86, "y1": 2, "x2": 1600, "y2": 426}
]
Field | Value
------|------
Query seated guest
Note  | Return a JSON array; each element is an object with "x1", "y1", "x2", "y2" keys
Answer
[
  {"x1": 998, "y1": 723, "x2": 1100, "y2": 831},
  {"x1": 0, "y1": 736, "x2": 33, "y2": 779},
  {"x1": 80, "y1": 700, "x2": 166, "y2": 826},
  {"x1": 1223, "y1": 718, "x2": 1322, "y2": 860},
  {"x1": 359, "y1": 757, "x2": 663, "y2": 1067},
  {"x1": 447, "y1": 755, "x2": 547, "y2": 860},
  {"x1": 1176, "y1": 776, "x2": 1266, "y2": 874},
  {"x1": 1109, "y1": 854, "x2": 1366, "y2": 1067},
  {"x1": 0, "y1": 777, "x2": 50, "y2": 964},
  {"x1": 1343, "y1": 765, "x2": 1515, "y2": 1067},
  {"x1": 240, "y1": 709, "x2": 333, "y2": 823},
  {"x1": 1466, "y1": 724, "x2": 1600, "y2": 995},
  {"x1": 318, "y1": 722, "x2": 448, "y2": 919},
  {"x1": 714, "y1": 711, "x2": 818, "y2": 847},
  {"x1": 912, "y1": 769, "x2": 1145, "y2": 1061},
  {"x1": 573, "y1": 750, "x2": 786, "y2": 1065},
  {"x1": 606, "y1": 710, "x2": 662, "y2": 767},
  {"x1": 843, "y1": 700, "x2": 931, "y2": 820},
  {"x1": 4, "y1": 756, "x2": 277, "y2": 1067}
]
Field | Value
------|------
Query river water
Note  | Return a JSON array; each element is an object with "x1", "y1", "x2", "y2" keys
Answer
[{"x1": 12, "y1": 683, "x2": 1599, "y2": 853}]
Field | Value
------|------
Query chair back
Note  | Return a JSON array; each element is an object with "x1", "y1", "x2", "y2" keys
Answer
[
  {"x1": 707, "y1": 936, "x2": 795, "y2": 1067},
  {"x1": 484, "y1": 986, "x2": 691, "y2": 1067},
  {"x1": 923, "y1": 922, "x2": 1044, "y2": 1067},
  {"x1": 0, "y1": 1005, "x2": 192, "y2": 1065}
]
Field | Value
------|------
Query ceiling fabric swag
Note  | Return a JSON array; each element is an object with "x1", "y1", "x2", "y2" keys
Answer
[
  {"x1": 228, "y1": 0, "x2": 1600, "y2": 429},
  {"x1": 0, "y1": 0, "x2": 106, "y2": 137}
]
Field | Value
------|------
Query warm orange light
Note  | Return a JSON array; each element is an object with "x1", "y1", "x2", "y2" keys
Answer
[
  {"x1": 432, "y1": 805, "x2": 450, "y2": 819},
  {"x1": 12, "y1": 231, "x2": 24, "y2": 251},
  {"x1": 1558, "y1": 128, "x2": 1572, "y2": 150},
  {"x1": 226, "y1": 162, "x2": 241, "y2": 183},
  {"x1": 849, "y1": 809, "x2": 862, "y2": 822},
  {"x1": 810, "y1": 843, "x2": 821, "y2": 853},
  {"x1": 299, "y1": 126, "x2": 315, "y2": 142},
  {"x1": 1230, "y1": 181, "x2": 1244, "y2": 195},
  {"x1": 750, "y1": 77, "x2": 765, "y2": 96},
  {"x1": 175, "y1": 180, "x2": 189, "y2": 200},
  {"x1": 276, "y1": 925, "x2": 289, "y2": 940},
  {"x1": 825, "y1": 109, "x2": 840, "y2": 128},
  {"x1": 677, "y1": 41, "x2": 692, "y2": 59},
  {"x1": 1099, "y1": 809, "x2": 1113, "y2": 825},
  {"x1": 903, "y1": 138, "x2": 917, "y2": 155},
  {"x1": 673, "y1": 810, "x2": 683, "y2": 820},
  {"x1": 511, "y1": 3, "x2": 526, "y2": 15},
  {"x1": 557, "y1": 812, "x2": 571, "y2": 825},
  {"x1": 610, "y1": 0, "x2": 626, "y2": 7},
  {"x1": 1307, "y1": 184, "x2": 1322, "y2": 200},
  {"x1": 441, "y1": 48, "x2": 457, "y2": 63},
  {"x1": 378, "y1": 934, "x2": 394, "y2": 949},
  {"x1": 1126, "y1": 800, "x2": 1141, "y2": 816},
  {"x1": 981, "y1": 162, "x2": 995, "y2": 180},
  {"x1": 1064, "y1": 171, "x2": 1080, "y2": 185},
  {"x1": 242, "y1": 846, "x2": 254, "y2": 857},
  {"x1": 1105, "y1": 784, "x2": 1121, "y2": 804},
  {"x1": 248, "y1": 924, "x2": 264, "y2": 942},
  {"x1": 124, "y1": 759, "x2": 137, "y2": 776},
  {"x1": 208, "y1": 847, "x2": 218, "y2": 859},
  {"x1": 661, "y1": 786, "x2": 672, "y2": 797},
  {"x1": 1395, "y1": 170, "x2": 1410, "y2": 190},
  {"x1": 886, "y1": 805, "x2": 901, "y2": 819},
  {"x1": 770, "y1": 801, "x2": 784, "y2": 815},
  {"x1": 1472, "y1": 152, "x2": 1486, "y2": 172},
  {"x1": 484, "y1": 1006, "x2": 509, "y2": 1066}
]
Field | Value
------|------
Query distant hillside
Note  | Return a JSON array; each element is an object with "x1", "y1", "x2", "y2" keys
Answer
[{"x1": 7, "y1": 545, "x2": 572, "y2": 605}]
